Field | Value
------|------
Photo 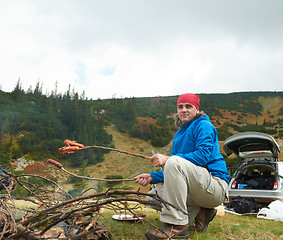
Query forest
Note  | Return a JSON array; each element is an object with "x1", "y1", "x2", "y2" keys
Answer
[{"x1": 1, "y1": 80, "x2": 283, "y2": 172}]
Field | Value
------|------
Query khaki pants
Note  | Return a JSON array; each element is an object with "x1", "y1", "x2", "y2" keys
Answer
[{"x1": 147, "y1": 156, "x2": 228, "y2": 225}]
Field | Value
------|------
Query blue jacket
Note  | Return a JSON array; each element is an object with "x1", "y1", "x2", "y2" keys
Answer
[{"x1": 150, "y1": 115, "x2": 230, "y2": 184}]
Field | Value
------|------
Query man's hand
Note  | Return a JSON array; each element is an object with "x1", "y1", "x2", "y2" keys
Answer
[
  {"x1": 134, "y1": 173, "x2": 153, "y2": 187},
  {"x1": 150, "y1": 154, "x2": 169, "y2": 167}
]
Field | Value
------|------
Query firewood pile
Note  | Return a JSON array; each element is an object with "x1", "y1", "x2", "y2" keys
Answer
[
  {"x1": 0, "y1": 140, "x2": 187, "y2": 239},
  {"x1": 0, "y1": 167, "x2": 172, "y2": 239}
]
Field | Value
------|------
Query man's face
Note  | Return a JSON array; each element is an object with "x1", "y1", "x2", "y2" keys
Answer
[{"x1": 177, "y1": 103, "x2": 198, "y2": 125}]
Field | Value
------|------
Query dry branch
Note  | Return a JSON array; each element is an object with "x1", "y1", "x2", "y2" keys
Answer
[
  {"x1": 1, "y1": 168, "x2": 189, "y2": 239},
  {"x1": 0, "y1": 141, "x2": 187, "y2": 239},
  {"x1": 48, "y1": 159, "x2": 135, "y2": 182}
]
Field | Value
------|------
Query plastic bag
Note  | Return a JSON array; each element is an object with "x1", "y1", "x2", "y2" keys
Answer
[{"x1": 257, "y1": 200, "x2": 283, "y2": 221}]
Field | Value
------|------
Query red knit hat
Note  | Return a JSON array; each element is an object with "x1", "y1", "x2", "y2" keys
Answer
[{"x1": 177, "y1": 93, "x2": 200, "y2": 109}]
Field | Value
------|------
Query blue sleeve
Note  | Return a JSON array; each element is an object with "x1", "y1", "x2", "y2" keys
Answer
[
  {"x1": 171, "y1": 138, "x2": 177, "y2": 156},
  {"x1": 175, "y1": 121, "x2": 216, "y2": 167},
  {"x1": 149, "y1": 170, "x2": 164, "y2": 184}
]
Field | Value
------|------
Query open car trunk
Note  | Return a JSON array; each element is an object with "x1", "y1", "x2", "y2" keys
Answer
[
  {"x1": 224, "y1": 132, "x2": 281, "y2": 200},
  {"x1": 232, "y1": 162, "x2": 277, "y2": 190}
]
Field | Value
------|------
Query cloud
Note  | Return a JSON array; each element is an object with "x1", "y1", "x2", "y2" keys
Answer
[{"x1": 0, "y1": 0, "x2": 283, "y2": 99}]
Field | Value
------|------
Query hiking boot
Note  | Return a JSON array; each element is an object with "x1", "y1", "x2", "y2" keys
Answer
[
  {"x1": 145, "y1": 223, "x2": 189, "y2": 240},
  {"x1": 189, "y1": 207, "x2": 217, "y2": 232}
]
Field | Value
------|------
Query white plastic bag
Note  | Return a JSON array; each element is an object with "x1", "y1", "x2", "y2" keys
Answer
[{"x1": 257, "y1": 200, "x2": 283, "y2": 221}]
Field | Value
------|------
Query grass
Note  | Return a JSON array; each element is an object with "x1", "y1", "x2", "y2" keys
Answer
[{"x1": 98, "y1": 206, "x2": 283, "y2": 240}]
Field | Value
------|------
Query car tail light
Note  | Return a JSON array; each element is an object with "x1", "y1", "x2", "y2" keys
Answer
[
  {"x1": 231, "y1": 181, "x2": 237, "y2": 189},
  {"x1": 273, "y1": 181, "x2": 278, "y2": 190}
]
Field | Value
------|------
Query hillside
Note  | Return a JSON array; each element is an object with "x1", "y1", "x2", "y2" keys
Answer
[
  {"x1": 89, "y1": 94, "x2": 283, "y2": 186},
  {"x1": 88, "y1": 94, "x2": 283, "y2": 185},
  {"x1": 2, "y1": 88, "x2": 283, "y2": 194}
]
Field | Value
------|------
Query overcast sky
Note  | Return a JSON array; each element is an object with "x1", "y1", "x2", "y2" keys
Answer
[{"x1": 0, "y1": 0, "x2": 283, "y2": 99}]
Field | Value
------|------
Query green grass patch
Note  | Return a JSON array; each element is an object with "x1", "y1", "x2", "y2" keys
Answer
[{"x1": 98, "y1": 207, "x2": 283, "y2": 240}]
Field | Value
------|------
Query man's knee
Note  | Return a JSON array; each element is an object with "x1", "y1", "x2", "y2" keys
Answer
[
  {"x1": 164, "y1": 156, "x2": 195, "y2": 175},
  {"x1": 164, "y1": 156, "x2": 183, "y2": 170}
]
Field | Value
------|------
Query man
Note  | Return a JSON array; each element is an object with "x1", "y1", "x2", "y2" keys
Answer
[{"x1": 134, "y1": 93, "x2": 230, "y2": 240}]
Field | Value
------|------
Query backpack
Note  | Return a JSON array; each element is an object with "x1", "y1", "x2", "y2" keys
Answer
[{"x1": 225, "y1": 196, "x2": 261, "y2": 214}]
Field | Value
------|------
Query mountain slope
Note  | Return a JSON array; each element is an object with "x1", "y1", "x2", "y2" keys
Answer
[{"x1": 91, "y1": 95, "x2": 283, "y2": 182}]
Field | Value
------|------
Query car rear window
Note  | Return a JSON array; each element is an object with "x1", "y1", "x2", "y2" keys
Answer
[{"x1": 239, "y1": 150, "x2": 273, "y2": 158}]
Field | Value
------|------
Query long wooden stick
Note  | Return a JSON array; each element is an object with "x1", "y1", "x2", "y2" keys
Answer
[
  {"x1": 47, "y1": 159, "x2": 134, "y2": 182},
  {"x1": 59, "y1": 139, "x2": 151, "y2": 159},
  {"x1": 83, "y1": 145, "x2": 151, "y2": 159}
]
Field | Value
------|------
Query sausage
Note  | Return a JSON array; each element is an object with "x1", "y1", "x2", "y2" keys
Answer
[
  {"x1": 64, "y1": 139, "x2": 84, "y2": 148},
  {"x1": 58, "y1": 146, "x2": 80, "y2": 154},
  {"x1": 47, "y1": 159, "x2": 63, "y2": 169}
]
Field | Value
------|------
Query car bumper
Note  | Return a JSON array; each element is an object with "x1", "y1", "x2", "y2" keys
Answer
[{"x1": 228, "y1": 189, "x2": 283, "y2": 203}]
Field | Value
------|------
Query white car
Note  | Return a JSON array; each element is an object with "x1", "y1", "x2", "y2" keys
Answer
[{"x1": 223, "y1": 132, "x2": 283, "y2": 204}]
